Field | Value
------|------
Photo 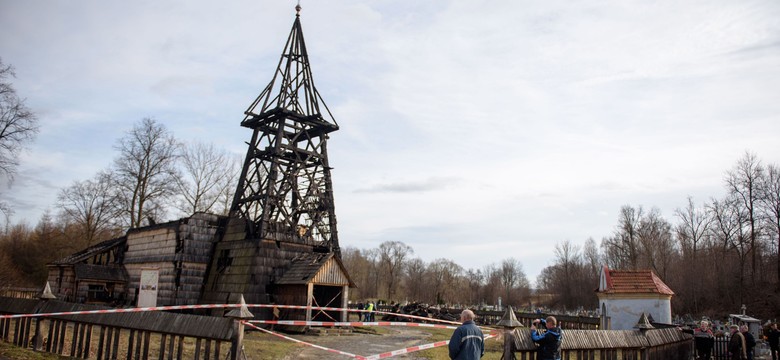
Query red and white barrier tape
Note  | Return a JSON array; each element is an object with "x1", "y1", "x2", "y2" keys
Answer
[
  {"x1": 363, "y1": 332, "x2": 497, "y2": 360},
  {"x1": 0, "y1": 303, "x2": 464, "y2": 327},
  {"x1": 0, "y1": 303, "x2": 240, "y2": 319},
  {"x1": 248, "y1": 320, "x2": 458, "y2": 329},
  {"x1": 244, "y1": 321, "x2": 497, "y2": 359},
  {"x1": 0, "y1": 301, "x2": 497, "y2": 359},
  {"x1": 244, "y1": 321, "x2": 365, "y2": 359}
]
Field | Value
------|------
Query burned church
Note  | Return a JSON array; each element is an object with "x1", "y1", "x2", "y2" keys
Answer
[{"x1": 47, "y1": 7, "x2": 354, "y2": 321}]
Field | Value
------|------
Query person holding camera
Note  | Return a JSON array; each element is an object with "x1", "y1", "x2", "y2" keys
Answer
[{"x1": 530, "y1": 316, "x2": 562, "y2": 360}]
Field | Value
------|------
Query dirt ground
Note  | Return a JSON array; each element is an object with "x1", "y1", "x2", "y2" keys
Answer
[{"x1": 283, "y1": 327, "x2": 435, "y2": 359}]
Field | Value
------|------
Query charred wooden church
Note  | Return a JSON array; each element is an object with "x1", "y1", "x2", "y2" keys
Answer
[{"x1": 47, "y1": 6, "x2": 354, "y2": 321}]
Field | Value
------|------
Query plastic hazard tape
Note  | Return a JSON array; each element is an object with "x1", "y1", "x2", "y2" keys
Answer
[
  {"x1": 244, "y1": 321, "x2": 364, "y2": 359},
  {"x1": 363, "y1": 333, "x2": 498, "y2": 360},
  {"x1": 248, "y1": 320, "x2": 458, "y2": 330},
  {"x1": 0, "y1": 303, "x2": 465, "y2": 327},
  {"x1": 244, "y1": 321, "x2": 498, "y2": 360},
  {"x1": 0, "y1": 303, "x2": 239, "y2": 319}
]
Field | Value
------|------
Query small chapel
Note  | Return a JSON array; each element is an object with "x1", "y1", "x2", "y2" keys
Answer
[{"x1": 596, "y1": 265, "x2": 675, "y2": 330}]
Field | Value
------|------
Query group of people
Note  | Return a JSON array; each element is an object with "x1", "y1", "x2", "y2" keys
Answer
[
  {"x1": 694, "y1": 320, "x2": 780, "y2": 360},
  {"x1": 355, "y1": 300, "x2": 375, "y2": 322},
  {"x1": 448, "y1": 311, "x2": 562, "y2": 360}
]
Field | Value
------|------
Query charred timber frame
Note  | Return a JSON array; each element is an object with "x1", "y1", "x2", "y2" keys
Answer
[{"x1": 230, "y1": 13, "x2": 340, "y2": 255}]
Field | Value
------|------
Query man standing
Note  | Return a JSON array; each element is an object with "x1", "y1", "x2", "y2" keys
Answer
[
  {"x1": 694, "y1": 320, "x2": 715, "y2": 359},
  {"x1": 448, "y1": 310, "x2": 484, "y2": 360},
  {"x1": 767, "y1": 323, "x2": 780, "y2": 360},
  {"x1": 531, "y1": 316, "x2": 563, "y2": 360},
  {"x1": 741, "y1": 325, "x2": 756, "y2": 360},
  {"x1": 729, "y1": 325, "x2": 747, "y2": 360},
  {"x1": 365, "y1": 301, "x2": 374, "y2": 322}
]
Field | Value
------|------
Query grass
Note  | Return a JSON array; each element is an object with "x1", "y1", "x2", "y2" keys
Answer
[
  {"x1": 242, "y1": 331, "x2": 304, "y2": 360},
  {"x1": 0, "y1": 318, "x2": 506, "y2": 360},
  {"x1": 0, "y1": 341, "x2": 67, "y2": 360}
]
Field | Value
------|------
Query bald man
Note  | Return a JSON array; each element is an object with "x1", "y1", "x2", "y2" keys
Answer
[{"x1": 448, "y1": 309, "x2": 484, "y2": 359}]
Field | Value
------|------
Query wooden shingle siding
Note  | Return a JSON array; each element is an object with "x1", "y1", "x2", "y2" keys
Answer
[
  {"x1": 0, "y1": 298, "x2": 234, "y2": 341},
  {"x1": 509, "y1": 327, "x2": 691, "y2": 355},
  {"x1": 312, "y1": 258, "x2": 350, "y2": 285},
  {"x1": 122, "y1": 213, "x2": 222, "y2": 306}
]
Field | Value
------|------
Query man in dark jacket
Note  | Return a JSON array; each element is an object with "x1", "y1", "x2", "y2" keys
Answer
[
  {"x1": 694, "y1": 320, "x2": 715, "y2": 359},
  {"x1": 729, "y1": 325, "x2": 747, "y2": 360},
  {"x1": 741, "y1": 325, "x2": 756, "y2": 360},
  {"x1": 448, "y1": 310, "x2": 484, "y2": 360},
  {"x1": 767, "y1": 323, "x2": 780, "y2": 360},
  {"x1": 531, "y1": 316, "x2": 563, "y2": 360}
]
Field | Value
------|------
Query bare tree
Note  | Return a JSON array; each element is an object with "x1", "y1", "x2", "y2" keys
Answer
[
  {"x1": 0, "y1": 59, "x2": 39, "y2": 179},
  {"x1": 582, "y1": 237, "x2": 600, "y2": 276},
  {"x1": 57, "y1": 172, "x2": 120, "y2": 247},
  {"x1": 0, "y1": 202, "x2": 12, "y2": 235},
  {"x1": 709, "y1": 196, "x2": 749, "y2": 305},
  {"x1": 465, "y1": 268, "x2": 483, "y2": 306},
  {"x1": 637, "y1": 208, "x2": 675, "y2": 278},
  {"x1": 427, "y1": 258, "x2": 462, "y2": 305},
  {"x1": 214, "y1": 154, "x2": 242, "y2": 216},
  {"x1": 675, "y1": 196, "x2": 711, "y2": 313},
  {"x1": 602, "y1": 205, "x2": 644, "y2": 269},
  {"x1": 759, "y1": 163, "x2": 780, "y2": 289},
  {"x1": 725, "y1": 152, "x2": 764, "y2": 284},
  {"x1": 341, "y1": 246, "x2": 373, "y2": 299},
  {"x1": 112, "y1": 118, "x2": 181, "y2": 228},
  {"x1": 481, "y1": 263, "x2": 501, "y2": 306},
  {"x1": 404, "y1": 257, "x2": 427, "y2": 302},
  {"x1": 174, "y1": 142, "x2": 239, "y2": 216},
  {"x1": 553, "y1": 241, "x2": 580, "y2": 307},
  {"x1": 498, "y1": 257, "x2": 529, "y2": 306},
  {"x1": 377, "y1": 240, "x2": 413, "y2": 300}
]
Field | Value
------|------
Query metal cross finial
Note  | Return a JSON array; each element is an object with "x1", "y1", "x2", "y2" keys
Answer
[{"x1": 295, "y1": 1, "x2": 301, "y2": 16}]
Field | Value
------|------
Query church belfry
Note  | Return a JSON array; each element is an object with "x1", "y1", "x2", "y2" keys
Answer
[{"x1": 231, "y1": 4, "x2": 340, "y2": 254}]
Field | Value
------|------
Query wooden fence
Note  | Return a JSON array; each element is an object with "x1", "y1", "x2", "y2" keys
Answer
[
  {"x1": 503, "y1": 327, "x2": 693, "y2": 360},
  {"x1": 365, "y1": 304, "x2": 601, "y2": 329},
  {"x1": 0, "y1": 297, "x2": 236, "y2": 360},
  {"x1": 0, "y1": 287, "x2": 40, "y2": 299}
]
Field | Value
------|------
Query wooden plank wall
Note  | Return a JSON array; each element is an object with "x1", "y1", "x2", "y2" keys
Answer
[
  {"x1": 0, "y1": 297, "x2": 234, "y2": 360},
  {"x1": 312, "y1": 258, "x2": 349, "y2": 285},
  {"x1": 125, "y1": 213, "x2": 221, "y2": 306},
  {"x1": 201, "y1": 216, "x2": 324, "y2": 306},
  {"x1": 47, "y1": 267, "x2": 76, "y2": 301},
  {"x1": 506, "y1": 327, "x2": 693, "y2": 360}
]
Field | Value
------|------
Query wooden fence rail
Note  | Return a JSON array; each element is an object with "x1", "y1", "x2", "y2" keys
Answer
[
  {"x1": 0, "y1": 297, "x2": 236, "y2": 360},
  {"x1": 504, "y1": 327, "x2": 693, "y2": 360},
  {"x1": 0, "y1": 287, "x2": 39, "y2": 299},
  {"x1": 361, "y1": 304, "x2": 601, "y2": 329}
]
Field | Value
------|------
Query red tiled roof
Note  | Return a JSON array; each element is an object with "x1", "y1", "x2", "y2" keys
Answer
[{"x1": 600, "y1": 268, "x2": 674, "y2": 295}]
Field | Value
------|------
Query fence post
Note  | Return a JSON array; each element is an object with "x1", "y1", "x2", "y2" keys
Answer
[
  {"x1": 34, "y1": 282, "x2": 56, "y2": 352},
  {"x1": 496, "y1": 305, "x2": 523, "y2": 360},
  {"x1": 225, "y1": 294, "x2": 254, "y2": 360}
]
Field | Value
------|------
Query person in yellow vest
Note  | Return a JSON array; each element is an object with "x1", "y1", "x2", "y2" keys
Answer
[{"x1": 365, "y1": 301, "x2": 374, "y2": 322}]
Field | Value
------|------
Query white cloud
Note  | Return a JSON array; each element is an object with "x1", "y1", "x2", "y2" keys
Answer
[{"x1": 1, "y1": 0, "x2": 779, "y2": 281}]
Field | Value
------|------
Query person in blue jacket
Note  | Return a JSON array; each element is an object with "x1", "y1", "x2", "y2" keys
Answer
[
  {"x1": 531, "y1": 316, "x2": 562, "y2": 360},
  {"x1": 448, "y1": 309, "x2": 484, "y2": 359}
]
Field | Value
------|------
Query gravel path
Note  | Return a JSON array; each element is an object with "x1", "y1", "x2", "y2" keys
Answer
[{"x1": 285, "y1": 327, "x2": 438, "y2": 359}]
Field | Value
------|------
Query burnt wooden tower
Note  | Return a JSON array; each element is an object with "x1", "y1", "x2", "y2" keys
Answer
[
  {"x1": 201, "y1": 6, "x2": 345, "y2": 306},
  {"x1": 232, "y1": 4, "x2": 340, "y2": 254}
]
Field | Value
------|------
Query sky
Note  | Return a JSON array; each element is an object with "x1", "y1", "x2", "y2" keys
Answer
[{"x1": 1, "y1": 0, "x2": 779, "y2": 284}]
